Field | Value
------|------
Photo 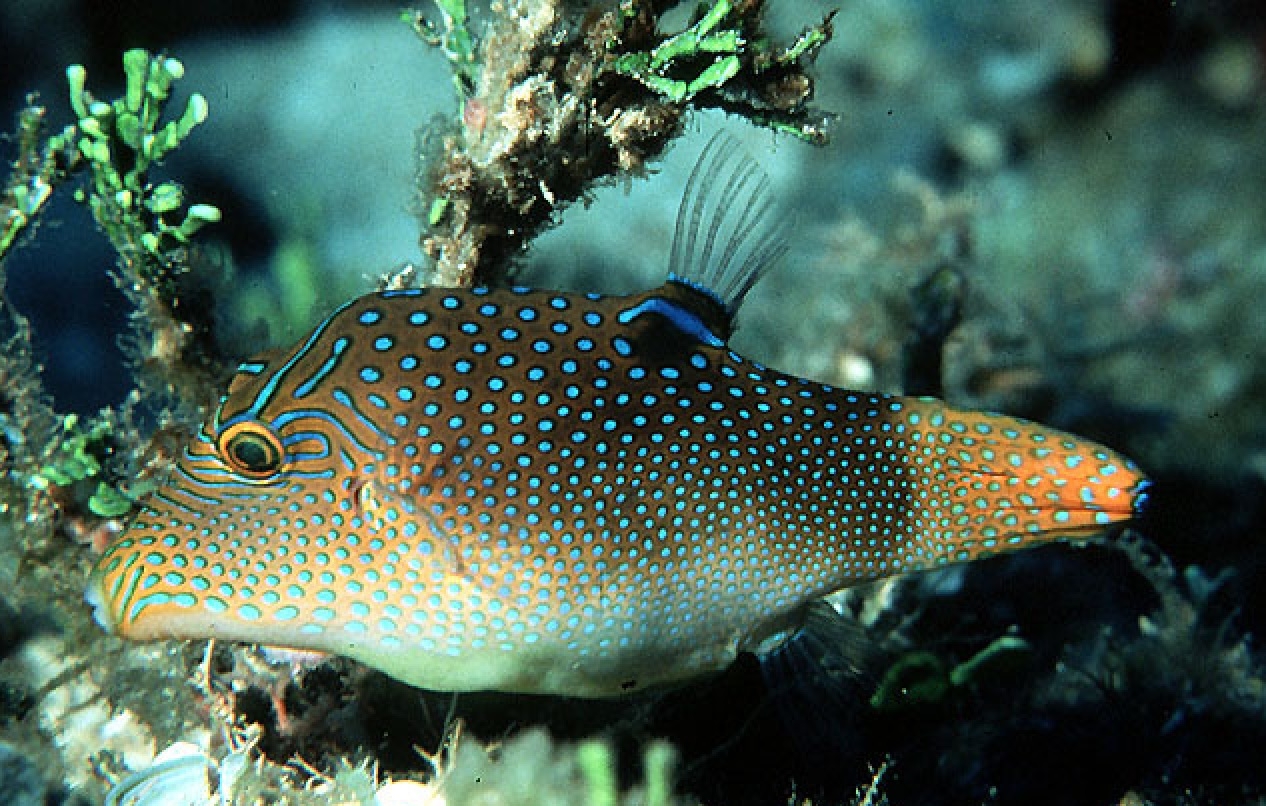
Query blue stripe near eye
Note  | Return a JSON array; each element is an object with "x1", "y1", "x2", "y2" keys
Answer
[
  {"x1": 152, "y1": 483, "x2": 216, "y2": 513},
  {"x1": 271, "y1": 406, "x2": 388, "y2": 460},
  {"x1": 282, "y1": 430, "x2": 331, "y2": 458},
  {"x1": 242, "y1": 298, "x2": 356, "y2": 417},
  {"x1": 167, "y1": 466, "x2": 238, "y2": 501},
  {"x1": 331, "y1": 388, "x2": 396, "y2": 448},
  {"x1": 294, "y1": 337, "x2": 350, "y2": 399}
]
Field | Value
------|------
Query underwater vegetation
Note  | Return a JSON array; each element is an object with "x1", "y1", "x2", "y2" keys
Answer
[{"x1": 2, "y1": 1, "x2": 1266, "y2": 804}]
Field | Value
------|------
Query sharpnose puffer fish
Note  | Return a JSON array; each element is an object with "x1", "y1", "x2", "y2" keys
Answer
[{"x1": 87, "y1": 138, "x2": 1149, "y2": 697}]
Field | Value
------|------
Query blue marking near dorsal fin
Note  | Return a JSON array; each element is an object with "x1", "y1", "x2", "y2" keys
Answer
[
  {"x1": 667, "y1": 132, "x2": 790, "y2": 318},
  {"x1": 617, "y1": 295, "x2": 725, "y2": 347}
]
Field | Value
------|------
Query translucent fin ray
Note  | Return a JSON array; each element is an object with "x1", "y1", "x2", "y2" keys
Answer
[{"x1": 669, "y1": 133, "x2": 791, "y2": 314}]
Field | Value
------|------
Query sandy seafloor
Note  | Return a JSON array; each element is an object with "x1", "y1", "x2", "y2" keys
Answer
[{"x1": 1, "y1": 1, "x2": 1264, "y2": 804}]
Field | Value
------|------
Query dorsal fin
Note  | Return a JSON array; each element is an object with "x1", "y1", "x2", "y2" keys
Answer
[{"x1": 667, "y1": 132, "x2": 790, "y2": 318}]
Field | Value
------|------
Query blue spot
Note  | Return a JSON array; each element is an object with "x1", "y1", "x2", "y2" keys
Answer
[
  {"x1": 533, "y1": 340, "x2": 552, "y2": 354},
  {"x1": 442, "y1": 296, "x2": 461, "y2": 309},
  {"x1": 398, "y1": 387, "x2": 416, "y2": 402},
  {"x1": 577, "y1": 338, "x2": 595, "y2": 352},
  {"x1": 455, "y1": 359, "x2": 473, "y2": 374},
  {"x1": 500, "y1": 327, "x2": 520, "y2": 342},
  {"x1": 360, "y1": 367, "x2": 382, "y2": 383},
  {"x1": 551, "y1": 321, "x2": 571, "y2": 335},
  {"x1": 358, "y1": 310, "x2": 381, "y2": 325},
  {"x1": 409, "y1": 311, "x2": 429, "y2": 326},
  {"x1": 488, "y1": 377, "x2": 506, "y2": 392},
  {"x1": 238, "y1": 603, "x2": 262, "y2": 621},
  {"x1": 425, "y1": 374, "x2": 443, "y2": 389},
  {"x1": 518, "y1": 307, "x2": 539, "y2": 322},
  {"x1": 613, "y1": 337, "x2": 633, "y2": 357},
  {"x1": 550, "y1": 297, "x2": 569, "y2": 310},
  {"x1": 374, "y1": 336, "x2": 393, "y2": 351},
  {"x1": 479, "y1": 303, "x2": 499, "y2": 317},
  {"x1": 427, "y1": 335, "x2": 448, "y2": 350},
  {"x1": 584, "y1": 312, "x2": 601, "y2": 326},
  {"x1": 400, "y1": 355, "x2": 418, "y2": 371},
  {"x1": 528, "y1": 367, "x2": 546, "y2": 382}
]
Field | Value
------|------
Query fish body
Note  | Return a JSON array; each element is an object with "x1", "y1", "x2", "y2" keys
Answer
[
  {"x1": 87, "y1": 281, "x2": 1145, "y2": 695},
  {"x1": 87, "y1": 141, "x2": 1149, "y2": 697}
]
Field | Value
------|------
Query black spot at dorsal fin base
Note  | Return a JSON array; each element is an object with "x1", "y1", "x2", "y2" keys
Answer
[
  {"x1": 616, "y1": 282, "x2": 732, "y2": 357},
  {"x1": 660, "y1": 277, "x2": 736, "y2": 343},
  {"x1": 668, "y1": 132, "x2": 790, "y2": 323}
]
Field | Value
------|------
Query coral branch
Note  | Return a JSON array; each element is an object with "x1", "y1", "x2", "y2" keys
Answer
[{"x1": 408, "y1": 0, "x2": 833, "y2": 289}]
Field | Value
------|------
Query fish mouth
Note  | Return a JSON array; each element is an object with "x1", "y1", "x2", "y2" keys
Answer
[
  {"x1": 1130, "y1": 477, "x2": 1154, "y2": 517},
  {"x1": 83, "y1": 571, "x2": 118, "y2": 634}
]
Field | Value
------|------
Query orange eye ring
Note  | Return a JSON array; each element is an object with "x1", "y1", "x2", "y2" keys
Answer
[{"x1": 217, "y1": 421, "x2": 285, "y2": 480}]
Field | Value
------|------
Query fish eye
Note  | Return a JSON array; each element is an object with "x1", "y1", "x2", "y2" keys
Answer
[{"x1": 218, "y1": 422, "x2": 285, "y2": 480}]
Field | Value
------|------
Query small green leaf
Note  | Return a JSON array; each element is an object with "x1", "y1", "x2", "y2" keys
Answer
[
  {"x1": 116, "y1": 112, "x2": 142, "y2": 149},
  {"x1": 146, "y1": 183, "x2": 184, "y2": 214},
  {"x1": 122, "y1": 48, "x2": 151, "y2": 113},
  {"x1": 428, "y1": 196, "x2": 450, "y2": 227},
  {"x1": 66, "y1": 65, "x2": 88, "y2": 119},
  {"x1": 688, "y1": 54, "x2": 741, "y2": 95},
  {"x1": 89, "y1": 482, "x2": 135, "y2": 518},
  {"x1": 176, "y1": 204, "x2": 222, "y2": 239},
  {"x1": 576, "y1": 741, "x2": 617, "y2": 806}
]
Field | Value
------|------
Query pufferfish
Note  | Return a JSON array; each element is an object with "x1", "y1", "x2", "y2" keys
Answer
[{"x1": 87, "y1": 137, "x2": 1149, "y2": 697}]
